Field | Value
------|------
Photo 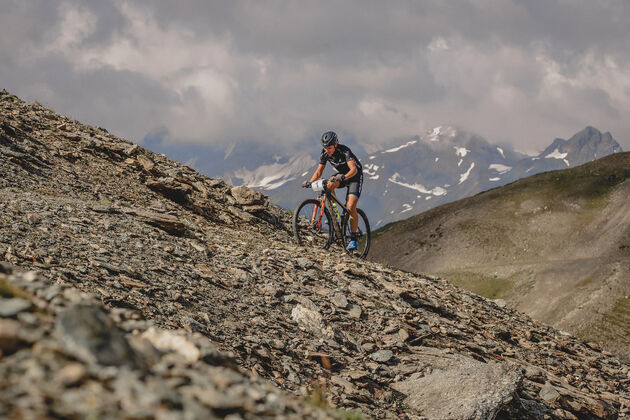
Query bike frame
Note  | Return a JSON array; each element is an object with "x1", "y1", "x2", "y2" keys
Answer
[{"x1": 311, "y1": 186, "x2": 348, "y2": 241}]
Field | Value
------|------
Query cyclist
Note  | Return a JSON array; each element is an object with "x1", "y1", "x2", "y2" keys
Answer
[{"x1": 302, "y1": 131, "x2": 363, "y2": 251}]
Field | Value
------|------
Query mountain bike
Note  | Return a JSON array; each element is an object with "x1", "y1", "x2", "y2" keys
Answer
[{"x1": 293, "y1": 178, "x2": 371, "y2": 258}]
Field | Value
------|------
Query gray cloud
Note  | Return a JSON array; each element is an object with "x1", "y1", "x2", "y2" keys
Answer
[{"x1": 2, "y1": 0, "x2": 629, "y2": 153}]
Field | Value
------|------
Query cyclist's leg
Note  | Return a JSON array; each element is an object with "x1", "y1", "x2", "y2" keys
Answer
[{"x1": 345, "y1": 175, "x2": 363, "y2": 234}]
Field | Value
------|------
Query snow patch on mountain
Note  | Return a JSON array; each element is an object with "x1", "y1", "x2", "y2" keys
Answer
[
  {"x1": 544, "y1": 149, "x2": 571, "y2": 167},
  {"x1": 545, "y1": 148, "x2": 568, "y2": 160},
  {"x1": 383, "y1": 140, "x2": 417, "y2": 153},
  {"x1": 389, "y1": 173, "x2": 447, "y2": 196},
  {"x1": 489, "y1": 163, "x2": 512, "y2": 174},
  {"x1": 459, "y1": 162, "x2": 475, "y2": 184},
  {"x1": 427, "y1": 126, "x2": 457, "y2": 142},
  {"x1": 364, "y1": 163, "x2": 381, "y2": 180},
  {"x1": 364, "y1": 163, "x2": 380, "y2": 175},
  {"x1": 232, "y1": 154, "x2": 315, "y2": 190},
  {"x1": 454, "y1": 146, "x2": 470, "y2": 158},
  {"x1": 224, "y1": 143, "x2": 236, "y2": 160},
  {"x1": 497, "y1": 147, "x2": 505, "y2": 159}
]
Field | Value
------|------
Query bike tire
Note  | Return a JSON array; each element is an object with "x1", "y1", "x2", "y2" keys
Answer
[
  {"x1": 341, "y1": 208, "x2": 371, "y2": 259},
  {"x1": 293, "y1": 199, "x2": 334, "y2": 249}
]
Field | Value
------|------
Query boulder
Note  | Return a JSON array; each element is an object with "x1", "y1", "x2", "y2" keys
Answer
[
  {"x1": 392, "y1": 348, "x2": 521, "y2": 420},
  {"x1": 230, "y1": 185, "x2": 266, "y2": 206}
]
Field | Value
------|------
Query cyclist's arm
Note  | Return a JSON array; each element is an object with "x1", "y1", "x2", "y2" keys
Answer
[
  {"x1": 345, "y1": 160, "x2": 358, "y2": 179},
  {"x1": 309, "y1": 163, "x2": 326, "y2": 182}
]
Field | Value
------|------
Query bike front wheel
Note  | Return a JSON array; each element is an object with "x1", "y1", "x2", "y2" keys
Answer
[
  {"x1": 293, "y1": 199, "x2": 333, "y2": 249},
  {"x1": 341, "y1": 208, "x2": 371, "y2": 259}
]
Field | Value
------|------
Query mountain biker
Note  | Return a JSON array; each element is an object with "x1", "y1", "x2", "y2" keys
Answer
[{"x1": 302, "y1": 131, "x2": 363, "y2": 251}]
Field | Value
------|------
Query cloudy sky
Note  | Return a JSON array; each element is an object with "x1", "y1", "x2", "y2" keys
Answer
[{"x1": 2, "y1": 0, "x2": 629, "y2": 156}]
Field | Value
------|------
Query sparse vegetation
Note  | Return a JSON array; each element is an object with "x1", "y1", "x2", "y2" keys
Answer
[
  {"x1": 581, "y1": 295, "x2": 630, "y2": 349},
  {"x1": 439, "y1": 271, "x2": 514, "y2": 299},
  {"x1": 304, "y1": 382, "x2": 329, "y2": 409},
  {"x1": 0, "y1": 278, "x2": 29, "y2": 299}
]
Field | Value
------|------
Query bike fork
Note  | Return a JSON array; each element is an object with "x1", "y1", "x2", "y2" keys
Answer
[{"x1": 310, "y1": 199, "x2": 326, "y2": 230}]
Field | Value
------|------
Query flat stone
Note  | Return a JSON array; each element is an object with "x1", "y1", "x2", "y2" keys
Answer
[
  {"x1": 371, "y1": 349, "x2": 393, "y2": 363},
  {"x1": 146, "y1": 178, "x2": 191, "y2": 204},
  {"x1": 0, "y1": 297, "x2": 31, "y2": 317},
  {"x1": 291, "y1": 304, "x2": 324, "y2": 337},
  {"x1": 0, "y1": 318, "x2": 30, "y2": 353},
  {"x1": 295, "y1": 258, "x2": 313, "y2": 269},
  {"x1": 493, "y1": 299, "x2": 508, "y2": 309},
  {"x1": 539, "y1": 382, "x2": 561, "y2": 404},
  {"x1": 136, "y1": 155, "x2": 155, "y2": 172},
  {"x1": 331, "y1": 293, "x2": 348, "y2": 309},
  {"x1": 141, "y1": 327, "x2": 200, "y2": 362},
  {"x1": 398, "y1": 328, "x2": 410, "y2": 342},
  {"x1": 54, "y1": 362, "x2": 88, "y2": 387},
  {"x1": 129, "y1": 209, "x2": 187, "y2": 235},
  {"x1": 362, "y1": 342, "x2": 376, "y2": 353},
  {"x1": 348, "y1": 304, "x2": 362, "y2": 320}
]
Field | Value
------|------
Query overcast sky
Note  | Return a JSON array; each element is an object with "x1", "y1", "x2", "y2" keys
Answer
[{"x1": 2, "y1": 0, "x2": 629, "y2": 154}]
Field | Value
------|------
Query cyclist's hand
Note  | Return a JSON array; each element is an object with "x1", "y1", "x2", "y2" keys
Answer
[
  {"x1": 301, "y1": 180, "x2": 311, "y2": 188},
  {"x1": 330, "y1": 174, "x2": 345, "y2": 183}
]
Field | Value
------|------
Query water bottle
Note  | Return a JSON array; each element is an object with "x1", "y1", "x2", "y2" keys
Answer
[{"x1": 331, "y1": 201, "x2": 341, "y2": 222}]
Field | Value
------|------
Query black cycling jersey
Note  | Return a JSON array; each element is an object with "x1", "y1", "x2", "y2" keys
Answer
[{"x1": 319, "y1": 144, "x2": 363, "y2": 176}]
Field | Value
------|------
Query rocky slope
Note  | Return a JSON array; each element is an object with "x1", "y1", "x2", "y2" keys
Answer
[
  {"x1": 1, "y1": 90, "x2": 630, "y2": 419},
  {"x1": 370, "y1": 151, "x2": 630, "y2": 360}
]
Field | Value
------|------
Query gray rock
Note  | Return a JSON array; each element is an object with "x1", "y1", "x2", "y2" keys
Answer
[
  {"x1": 230, "y1": 185, "x2": 266, "y2": 206},
  {"x1": 291, "y1": 304, "x2": 324, "y2": 337},
  {"x1": 0, "y1": 318, "x2": 31, "y2": 353},
  {"x1": 392, "y1": 350, "x2": 522, "y2": 420},
  {"x1": 295, "y1": 257, "x2": 313, "y2": 269},
  {"x1": 53, "y1": 362, "x2": 88, "y2": 387},
  {"x1": 56, "y1": 304, "x2": 140, "y2": 368},
  {"x1": 0, "y1": 297, "x2": 31, "y2": 317},
  {"x1": 539, "y1": 382, "x2": 561, "y2": 404},
  {"x1": 371, "y1": 349, "x2": 393, "y2": 363},
  {"x1": 331, "y1": 293, "x2": 348, "y2": 309},
  {"x1": 180, "y1": 316, "x2": 206, "y2": 334},
  {"x1": 493, "y1": 299, "x2": 508, "y2": 309},
  {"x1": 348, "y1": 304, "x2": 362, "y2": 319}
]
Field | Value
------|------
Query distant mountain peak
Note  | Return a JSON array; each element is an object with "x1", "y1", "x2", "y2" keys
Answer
[{"x1": 537, "y1": 126, "x2": 622, "y2": 167}]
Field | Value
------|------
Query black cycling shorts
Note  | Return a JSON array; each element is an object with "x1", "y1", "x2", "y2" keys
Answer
[{"x1": 337, "y1": 173, "x2": 363, "y2": 198}]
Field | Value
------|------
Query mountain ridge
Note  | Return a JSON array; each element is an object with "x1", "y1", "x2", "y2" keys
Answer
[{"x1": 226, "y1": 125, "x2": 622, "y2": 228}]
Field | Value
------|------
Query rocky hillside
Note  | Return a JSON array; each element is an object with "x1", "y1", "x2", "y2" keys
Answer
[
  {"x1": 370, "y1": 151, "x2": 630, "y2": 360},
  {"x1": 1, "y1": 89, "x2": 630, "y2": 419}
]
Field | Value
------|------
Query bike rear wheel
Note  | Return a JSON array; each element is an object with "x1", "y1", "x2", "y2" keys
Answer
[
  {"x1": 293, "y1": 199, "x2": 333, "y2": 249},
  {"x1": 341, "y1": 208, "x2": 371, "y2": 259}
]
